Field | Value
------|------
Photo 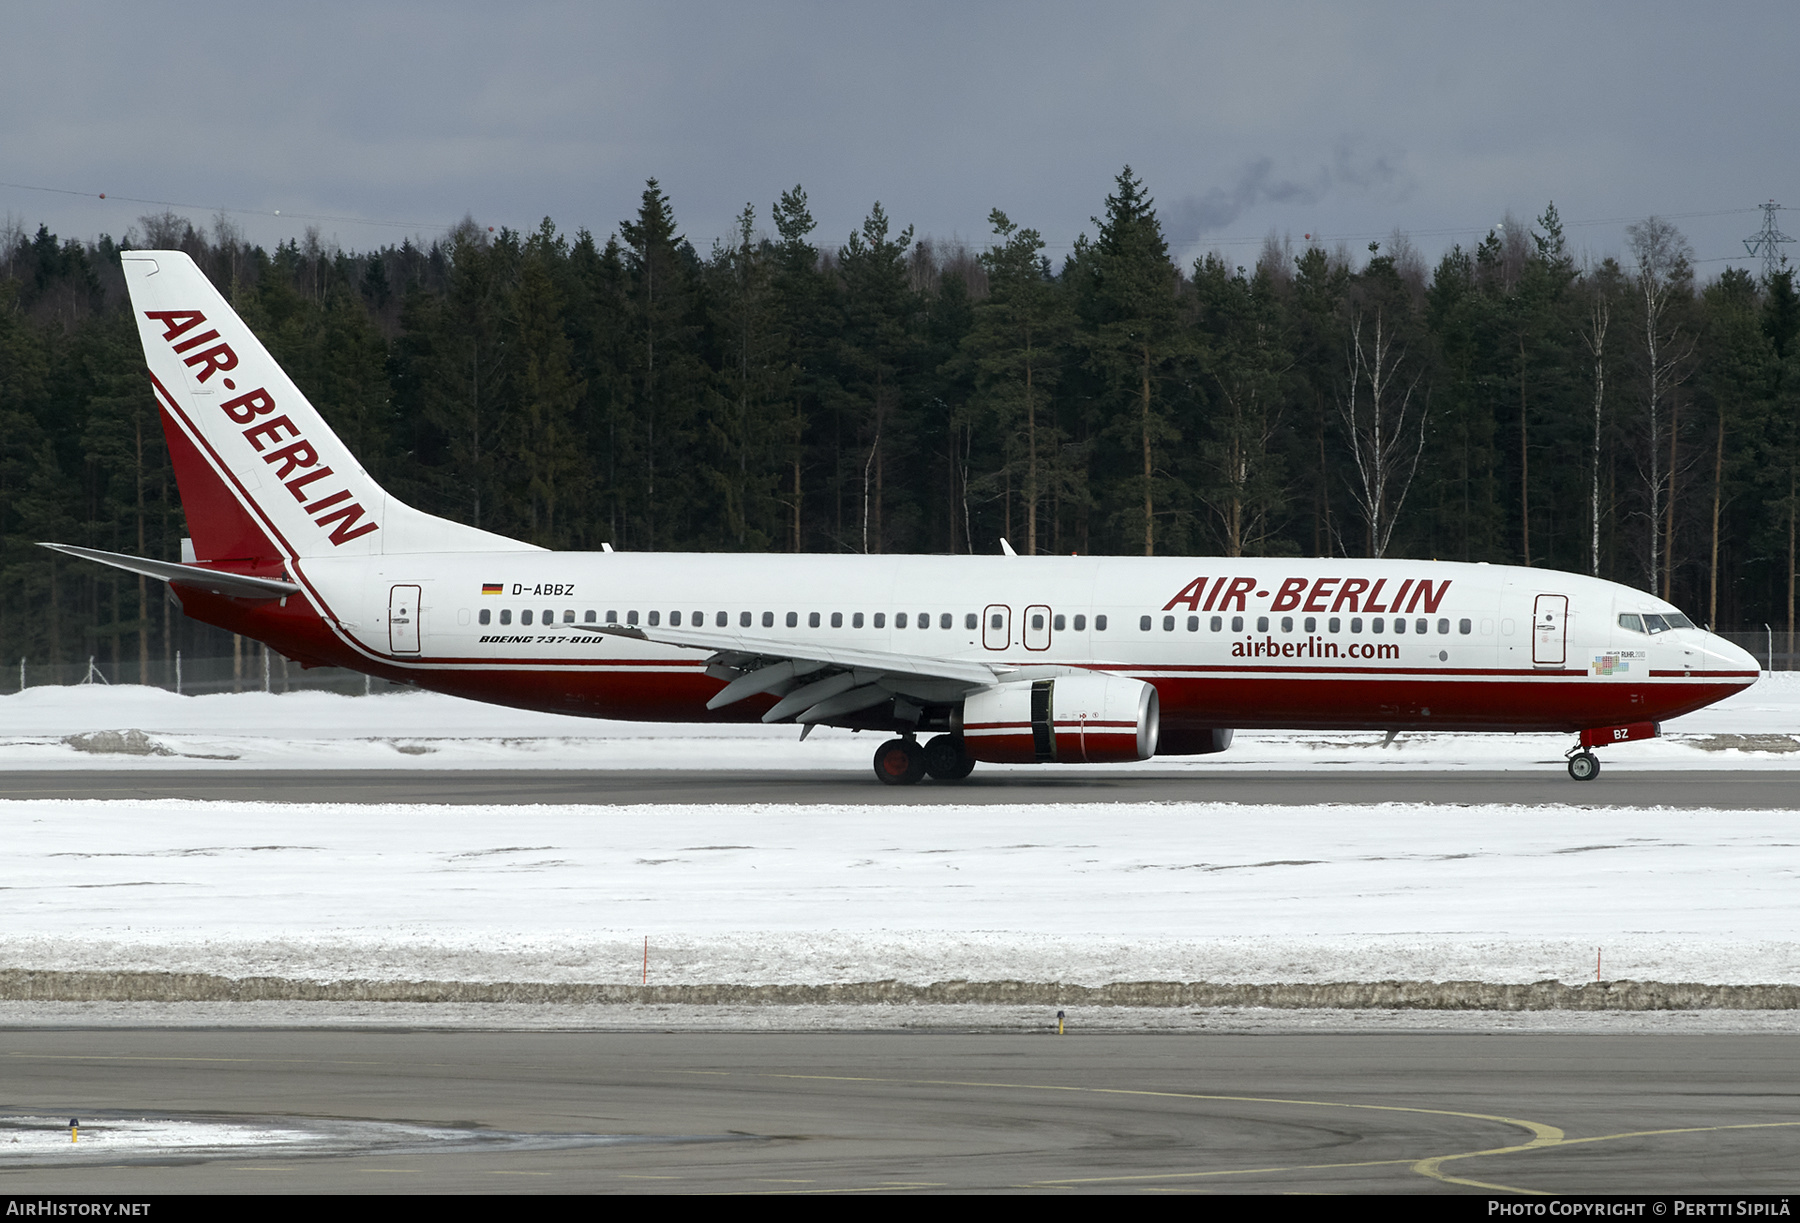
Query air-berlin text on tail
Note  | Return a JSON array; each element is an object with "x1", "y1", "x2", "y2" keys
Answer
[
  {"x1": 1162, "y1": 575, "x2": 1451, "y2": 614},
  {"x1": 145, "y1": 309, "x2": 378, "y2": 545}
]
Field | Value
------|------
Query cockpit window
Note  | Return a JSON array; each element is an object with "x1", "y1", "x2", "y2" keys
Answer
[
  {"x1": 1664, "y1": 613, "x2": 1695, "y2": 630},
  {"x1": 1641, "y1": 614, "x2": 1669, "y2": 634},
  {"x1": 1618, "y1": 614, "x2": 1643, "y2": 633}
]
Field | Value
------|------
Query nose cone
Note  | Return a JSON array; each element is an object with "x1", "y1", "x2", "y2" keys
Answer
[{"x1": 1705, "y1": 632, "x2": 1762, "y2": 678}]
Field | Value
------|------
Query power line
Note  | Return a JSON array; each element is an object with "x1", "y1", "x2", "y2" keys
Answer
[
  {"x1": 0, "y1": 180, "x2": 456, "y2": 233},
  {"x1": 1742, "y1": 201, "x2": 1793, "y2": 281}
]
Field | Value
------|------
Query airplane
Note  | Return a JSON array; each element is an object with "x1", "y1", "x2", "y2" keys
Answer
[{"x1": 43, "y1": 250, "x2": 1761, "y2": 785}]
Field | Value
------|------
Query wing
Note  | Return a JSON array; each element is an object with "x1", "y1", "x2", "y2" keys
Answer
[{"x1": 572, "y1": 621, "x2": 1015, "y2": 724}]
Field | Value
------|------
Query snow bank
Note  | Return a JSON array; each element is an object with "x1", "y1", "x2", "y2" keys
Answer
[
  {"x1": 0, "y1": 671, "x2": 1794, "y2": 770},
  {"x1": 2, "y1": 797, "x2": 1796, "y2": 987}
]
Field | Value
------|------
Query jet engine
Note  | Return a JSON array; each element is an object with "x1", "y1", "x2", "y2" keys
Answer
[{"x1": 959, "y1": 674, "x2": 1159, "y2": 764}]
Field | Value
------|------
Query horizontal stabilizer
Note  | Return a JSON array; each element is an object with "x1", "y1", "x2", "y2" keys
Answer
[{"x1": 38, "y1": 542, "x2": 301, "y2": 599}]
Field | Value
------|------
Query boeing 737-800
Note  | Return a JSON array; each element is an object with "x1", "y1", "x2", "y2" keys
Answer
[{"x1": 42, "y1": 251, "x2": 1761, "y2": 784}]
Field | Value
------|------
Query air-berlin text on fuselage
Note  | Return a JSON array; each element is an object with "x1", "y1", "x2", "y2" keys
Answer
[
  {"x1": 1162, "y1": 575, "x2": 1451, "y2": 615},
  {"x1": 144, "y1": 309, "x2": 378, "y2": 545}
]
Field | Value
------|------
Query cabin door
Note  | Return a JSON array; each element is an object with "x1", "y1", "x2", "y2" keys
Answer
[
  {"x1": 1532, "y1": 594, "x2": 1567, "y2": 666},
  {"x1": 390, "y1": 584, "x2": 422, "y2": 654}
]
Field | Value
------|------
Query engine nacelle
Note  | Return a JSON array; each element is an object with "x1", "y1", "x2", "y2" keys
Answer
[
  {"x1": 1155, "y1": 727, "x2": 1234, "y2": 756},
  {"x1": 960, "y1": 674, "x2": 1159, "y2": 764}
]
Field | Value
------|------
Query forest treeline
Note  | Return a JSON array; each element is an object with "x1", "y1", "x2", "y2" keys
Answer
[{"x1": 2, "y1": 167, "x2": 1798, "y2": 674}]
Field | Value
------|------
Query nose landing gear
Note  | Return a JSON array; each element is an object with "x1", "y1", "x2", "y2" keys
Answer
[
  {"x1": 1566, "y1": 721, "x2": 1661, "y2": 781},
  {"x1": 1566, "y1": 750, "x2": 1600, "y2": 782}
]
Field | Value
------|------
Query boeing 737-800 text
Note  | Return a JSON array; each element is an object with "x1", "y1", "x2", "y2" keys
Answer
[{"x1": 43, "y1": 251, "x2": 1761, "y2": 784}]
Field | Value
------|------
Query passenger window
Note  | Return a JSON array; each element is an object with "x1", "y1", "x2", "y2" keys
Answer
[
  {"x1": 940, "y1": 613, "x2": 952, "y2": 629},
  {"x1": 499, "y1": 609, "x2": 511, "y2": 626},
  {"x1": 1034, "y1": 614, "x2": 1046, "y2": 630},
  {"x1": 1139, "y1": 616, "x2": 1152, "y2": 631},
  {"x1": 896, "y1": 613, "x2": 908, "y2": 629},
  {"x1": 1231, "y1": 616, "x2": 1244, "y2": 632},
  {"x1": 1459, "y1": 618, "x2": 1472, "y2": 635},
  {"x1": 692, "y1": 611, "x2": 702, "y2": 626},
  {"x1": 1351, "y1": 617, "x2": 1364, "y2": 633},
  {"x1": 585, "y1": 610, "x2": 597, "y2": 624},
  {"x1": 853, "y1": 612, "x2": 865, "y2": 628},
  {"x1": 1095, "y1": 614, "x2": 1107, "y2": 631},
  {"x1": 1371, "y1": 617, "x2": 1384, "y2": 633},
  {"x1": 605, "y1": 610, "x2": 618, "y2": 623},
  {"x1": 1280, "y1": 616, "x2": 1293, "y2": 632},
  {"x1": 830, "y1": 612, "x2": 842, "y2": 628},
  {"x1": 670, "y1": 611, "x2": 682, "y2": 627},
  {"x1": 543, "y1": 608, "x2": 553, "y2": 624},
  {"x1": 966, "y1": 613, "x2": 978, "y2": 630},
  {"x1": 740, "y1": 611, "x2": 752, "y2": 627},
  {"x1": 1419, "y1": 619, "x2": 1430, "y2": 635},
  {"x1": 479, "y1": 609, "x2": 491, "y2": 626},
  {"x1": 1328, "y1": 617, "x2": 1340, "y2": 633},
  {"x1": 716, "y1": 611, "x2": 727, "y2": 627},
  {"x1": 919, "y1": 612, "x2": 929, "y2": 629},
  {"x1": 786, "y1": 612, "x2": 798, "y2": 628},
  {"x1": 762, "y1": 611, "x2": 773, "y2": 628},
  {"x1": 991, "y1": 613, "x2": 1004, "y2": 629},
  {"x1": 647, "y1": 611, "x2": 659, "y2": 627},
  {"x1": 1054, "y1": 614, "x2": 1066, "y2": 631},
  {"x1": 522, "y1": 610, "x2": 534, "y2": 626},
  {"x1": 1073, "y1": 614, "x2": 1086, "y2": 631},
  {"x1": 1393, "y1": 617, "x2": 1404, "y2": 634},
  {"x1": 808, "y1": 612, "x2": 820, "y2": 628},
  {"x1": 1186, "y1": 615, "x2": 1197, "y2": 632},
  {"x1": 1210, "y1": 615, "x2": 1222, "y2": 632},
  {"x1": 1303, "y1": 616, "x2": 1316, "y2": 632},
  {"x1": 1256, "y1": 616, "x2": 1269, "y2": 632},
  {"x1": 874, "y1": 613, "x2": 886, "y2": 628}
]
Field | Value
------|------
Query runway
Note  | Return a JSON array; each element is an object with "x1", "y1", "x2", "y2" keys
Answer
[
  {"x1": 2, "y1": 768, "x2": 1796, "y2": 808},
  {"x1": 2, "y1": 1029, "x2": 1796, "y2": 1194}
]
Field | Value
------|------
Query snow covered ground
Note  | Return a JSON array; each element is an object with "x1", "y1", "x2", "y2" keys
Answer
[
  {"x1": 2, "y1": 796, "x2": 1797, "y2": 988},
  {"x1": 0, "y1": 670, "x2": 1795, "y2": 771},
  {"x1": 0, "y1": 674, "x2": 1795, "y2": 999}
]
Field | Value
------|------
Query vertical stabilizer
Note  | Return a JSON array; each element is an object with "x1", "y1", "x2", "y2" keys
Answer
[{"x1": 122, "y1": 251, "x2": 538, "y2": 559}]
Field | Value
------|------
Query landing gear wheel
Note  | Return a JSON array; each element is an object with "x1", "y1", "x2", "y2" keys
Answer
[
  {"x1": 1568, "y1": 751, "x2": 1600, "y2": 782},
  {"x1": 923, "y1": 734, "x2": 976, "y2": 782},
  {"x1": 874, "y1": 737, "x2": 926, "y2": 786}
]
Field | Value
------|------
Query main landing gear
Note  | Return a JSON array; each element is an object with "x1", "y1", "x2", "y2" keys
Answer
[
  {"x1": 873, "y1": 734, "x2": 975, "y2": 786},
  {"x1": 1567, "y1": 751, "x2": 1601, "y2": 782}
]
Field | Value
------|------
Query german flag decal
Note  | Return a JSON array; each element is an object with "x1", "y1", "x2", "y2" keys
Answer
[{"x1": 482, "y1": 583, "x2": 503, "y2": 595}]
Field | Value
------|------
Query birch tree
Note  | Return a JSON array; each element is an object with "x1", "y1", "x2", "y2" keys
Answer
[{"x1": 1337, "y1": 247, "x2": 1429, "y2": 557}]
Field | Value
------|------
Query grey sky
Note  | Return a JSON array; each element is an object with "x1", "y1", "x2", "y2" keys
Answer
[{"x1": 4, "y1": 2, "x2": 1795, "y2": 277}]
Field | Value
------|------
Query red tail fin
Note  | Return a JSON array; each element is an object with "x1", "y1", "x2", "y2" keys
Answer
[{"x1": 158, "y1": 404, "x2": 280, "y2": 565}]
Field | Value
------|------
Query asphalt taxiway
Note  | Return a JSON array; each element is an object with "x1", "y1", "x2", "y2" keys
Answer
[
  {"x1": 2, "y1": 1029, "x2": 1796, "y2": 1194},
  {"x1": 1, "y1": 767, "x2": 1795, "y2": 807}
]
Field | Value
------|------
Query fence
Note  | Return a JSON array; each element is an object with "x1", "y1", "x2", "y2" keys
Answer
[
  {"x1": 12, "y1": 649, "x2": 411, "y2": 696},
  {"x1": 1713, "y1": 629, "x2": 1798, "y2": 673}
]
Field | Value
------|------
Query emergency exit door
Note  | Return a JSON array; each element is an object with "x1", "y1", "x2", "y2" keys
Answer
[
  {"x1": 390, "y1": 585, "x2": 422, "y2": 654},
  {"x1": 1532, "y1": 594, "x2": 1567, "y2": 666}
]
